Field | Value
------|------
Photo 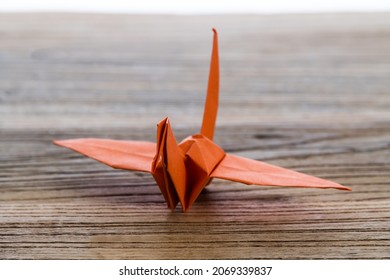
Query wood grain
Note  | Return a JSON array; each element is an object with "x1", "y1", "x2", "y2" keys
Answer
[{"x1": 0, "y1": 13, "x2": 389, "y2": 259}]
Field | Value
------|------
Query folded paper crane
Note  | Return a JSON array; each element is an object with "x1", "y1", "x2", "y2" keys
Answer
[{"x1": 54, "y1": 29, "x2": 350, "y2": 211}]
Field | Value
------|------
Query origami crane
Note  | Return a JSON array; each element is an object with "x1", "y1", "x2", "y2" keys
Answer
[{"x1": 54, "y1": 29, "x2": 351, "y2": 211}]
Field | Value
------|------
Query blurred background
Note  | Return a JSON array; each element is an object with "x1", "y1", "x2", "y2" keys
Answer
[
  {"x1": 1, "y1": 1, "x2": 389, "y2": 133},
  {"x1": 1, "y1": 0, "x2": 390, "y2": 14}
]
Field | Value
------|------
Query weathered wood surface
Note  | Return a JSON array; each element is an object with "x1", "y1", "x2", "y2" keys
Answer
[{"x1": 0, "y1": 13, "x2": 390, "y2": 259}]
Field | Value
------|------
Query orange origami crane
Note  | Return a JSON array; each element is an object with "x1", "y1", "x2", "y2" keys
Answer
[{"x1": 54, "y1": 29, "x2": 351, "y2": 211}]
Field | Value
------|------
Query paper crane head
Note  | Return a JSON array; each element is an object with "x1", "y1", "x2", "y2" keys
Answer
[{"x1": 54, "y1": 29, "x2": 351, "y2": 212}]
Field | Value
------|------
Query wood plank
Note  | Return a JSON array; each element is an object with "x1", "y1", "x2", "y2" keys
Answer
[{"x1": 0, "y1": 13, "x2": 389, "y2": 259}]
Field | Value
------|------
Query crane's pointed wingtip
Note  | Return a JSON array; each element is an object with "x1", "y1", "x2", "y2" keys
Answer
[
  {"x1": 334, "y1": 183, "x2": 352, "y2": 191},
  {"x1": 53, "y1": 139, "x2": 78, "y2": 147},
  {"x1": 53, "y1": 139, "x2": 64, "y2": 146}
]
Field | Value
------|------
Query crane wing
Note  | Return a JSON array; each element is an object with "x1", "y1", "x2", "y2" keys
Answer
[
  {"x1": 54, "y1": 138, "x2": 156, "y2": 173},
  {"x1": 211, "y1": 154, "x2": 351, "y2": 191}
]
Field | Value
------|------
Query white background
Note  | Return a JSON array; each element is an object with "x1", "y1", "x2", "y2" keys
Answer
[
  {"x1": 0, "y1": 260, "x2": 389, "y2": 280},
  {"x1": 1, "y1": 0, "x2": 390, "y2": 14}
]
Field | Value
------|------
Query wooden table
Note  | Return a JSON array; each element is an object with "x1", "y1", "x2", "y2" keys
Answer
[{"x1": 1, "y1": 13, "x2": 389, "y2": 259}]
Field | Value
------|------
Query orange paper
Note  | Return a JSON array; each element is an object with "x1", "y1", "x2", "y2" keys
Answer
[{"x1": 54, "y1": 29, "x2": 351, "y2": 212}]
